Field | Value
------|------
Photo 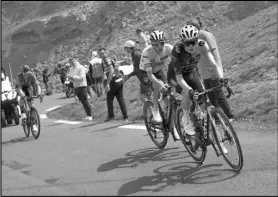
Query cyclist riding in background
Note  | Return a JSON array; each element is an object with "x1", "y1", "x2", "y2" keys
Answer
[
  {"x1": 15, "y1": 65, "x2": 41, "y2": 132},
  {"x1": 171, "y1": 25, "x2": 226, "y2": 152},
  {"x1": 139, "y1": 30, "x2": 173, "y2": 123}
]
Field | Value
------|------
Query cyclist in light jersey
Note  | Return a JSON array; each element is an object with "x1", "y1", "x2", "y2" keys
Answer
[{"x1": 139, "y1": 30, "x2": 173, "y2": 123}]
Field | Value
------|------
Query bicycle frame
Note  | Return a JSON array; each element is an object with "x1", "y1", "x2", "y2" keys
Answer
[
  {"x1": 190, "y1": 80, "x2": 232, "y2": 156},
  {"x1": 159, "y1": 86, "x2": 181, "y2": 141}
]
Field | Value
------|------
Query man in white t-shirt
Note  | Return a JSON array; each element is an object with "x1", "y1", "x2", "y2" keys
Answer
[
  {"x1": 186, "y1": 18, "x2": 234, "y2": 122},
  {"x1": 1, "y1": 68, "x2": 12, "y2": 93}
]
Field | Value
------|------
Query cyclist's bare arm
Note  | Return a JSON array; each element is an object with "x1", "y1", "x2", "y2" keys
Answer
[
  {"x1": 145, "y1": 66, "x2": 163, "y2": 87},
  {"x1": 200, "y1": 42, "x2": 223, "y2": 79},
  {"x1": 176, "y1": 74, "x2": 192, "y2": 93},
  {"x1": 106, "y1": 65, "x2": 114, "y2": 87},
  {"x1": 30, "y1": 73, "x2": 41, "y2": 95}
]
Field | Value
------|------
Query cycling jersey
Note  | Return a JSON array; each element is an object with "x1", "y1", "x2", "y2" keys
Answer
[
  {"x1": 139, "y1": 43, "x2": 173, "y2": 73},
  {"x1": 16, "y1": 72, "x2": 39, "y2": 97},
  {"x1": 129, "y1": 49, "x2": 152, "y2": 87},
  {"x1": 172, "y1": 39, "x2": 210, "y2": 75}
]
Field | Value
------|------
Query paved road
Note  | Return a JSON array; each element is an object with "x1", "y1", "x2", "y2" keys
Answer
[{"x1": 2, "y1": 93, "x2": 277, "y2": 196}]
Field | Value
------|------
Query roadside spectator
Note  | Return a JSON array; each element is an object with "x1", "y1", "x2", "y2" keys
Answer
[
  {"x1": 186, "y1": 18, "x2": 234, "y2": 122},
  {"x1": 89, "y1": 51, "x2": 104, "y2": 97},
  {"x1": 42, "y1": 68, "x2": 52, "y2": 95},
  {"x1": 1, "y1": 67, "x2": 12, "y2": 92},
  {"x1": 106, "y1": 66, "x2": 128, "y2": 122},
  {"x1": 123, "y1": 40, "x2": 153, "y2": 104},
  {"x1": 98, "y1": 48, "x2": 128, "y2": 121},
  {"x1": 53, "y1": 63, "x2": 67, "y2": 92},
  {"x1": 135, "y1": 28, "x2": 150, "y2": 50},
  {"x1": 68, "y1": 58, "x2": 93, "y2": 121}
]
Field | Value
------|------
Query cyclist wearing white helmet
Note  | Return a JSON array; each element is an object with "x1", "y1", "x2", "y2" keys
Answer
[
  {"x1": 171, "y1": 25, "x2": 226, "y2": 153},
  {"x1": 139, "y1": 30, "x2": 173, "y2": 123}
]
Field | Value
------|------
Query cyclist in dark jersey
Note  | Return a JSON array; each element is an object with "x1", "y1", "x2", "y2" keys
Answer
[{"x1": 169, "y1": 25, "x2": 224, "y2": 151}]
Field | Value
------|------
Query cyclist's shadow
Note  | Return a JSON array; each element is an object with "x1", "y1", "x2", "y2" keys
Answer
[
  {"x1": 2, "y1": 136, "x2": 35, "y2": 146},
  {"x1": 97, "y1": 147, "x2": 183, "y2": 172},
  {"x1": 118, "y1": 162, "x2": 241, "y2": 196}
]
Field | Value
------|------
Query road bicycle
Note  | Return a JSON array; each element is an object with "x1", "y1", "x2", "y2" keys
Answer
[
  {"x1": 176, "y1": 79, "x2": 243, "y2": 171},
  {"x1": 22, "y1": 94, "x2": 44, "y2": 139},
  {"x1": 143, "y1": 84, "x2": 182, "y2": 148}
]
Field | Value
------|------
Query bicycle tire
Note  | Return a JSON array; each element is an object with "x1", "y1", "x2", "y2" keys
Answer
[
  {"x1": 176, "y1": 107, "x2": 206, "y2": 163},
  {"x1": 210, "y1": 107, "x2": 243, "y2": 171},
  {"x1": 143, "y1": 101, "x2": 168, "y2": 148},
  {"x1": 22, "y1": 109, "x2": 30, "y2": 137},
  {"x1": 30, "y1": 107, "x2": 41, "y2": 139}
]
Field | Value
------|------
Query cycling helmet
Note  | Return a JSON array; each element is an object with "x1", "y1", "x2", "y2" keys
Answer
[
  {"x1": 149, "y1": 30, "x2": 165, "y2": 42},
  {"x1": 123, "y1": 40, "x2": 135, "y2": 48},
  {"x1": 180, "y1": 25, "x2": 199, "y2": 41},
  {"x1": 21, "y1": 65, "x2": 30, "y2": 72}
]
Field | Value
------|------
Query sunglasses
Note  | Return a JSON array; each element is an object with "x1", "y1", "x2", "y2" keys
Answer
[
  {"x1": 152, "y1": 41, "x2": 165, "y2": 47},
  {"x1": 183, "y1": 39, "x2": 198, "y2": 47}
]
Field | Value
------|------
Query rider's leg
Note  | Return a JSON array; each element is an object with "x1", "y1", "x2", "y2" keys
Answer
[
  {"x1": 181, "y1": 89, "x2": 196, "y2": 135},
  {"x1": 152, "y1": 81, "x2": 163, "y2": 122}
]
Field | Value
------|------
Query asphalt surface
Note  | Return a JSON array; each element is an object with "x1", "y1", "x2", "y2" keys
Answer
[{"x1": 2, "y1": 93, "x2": 277, "y2": 196}]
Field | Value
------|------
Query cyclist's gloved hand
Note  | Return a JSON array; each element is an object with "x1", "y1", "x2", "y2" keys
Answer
[
  {"x1": 188, "y1": 89, "x2": 198, "y2": 101},
  {"x1": 159, "y1": 82, "x2": 168, "y2": 93}
]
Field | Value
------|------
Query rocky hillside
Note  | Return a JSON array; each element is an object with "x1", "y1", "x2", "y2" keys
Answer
[{"x1": 2, "y1": 1, "x2": 276, "y2": 77}]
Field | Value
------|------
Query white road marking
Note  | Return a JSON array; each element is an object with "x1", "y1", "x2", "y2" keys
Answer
[
  {"x1": 117, "y1": 125, "x2": 146, "y2": 130},
  {"x1": 44, "y1": 106, "x2": 61, "y2": 112},
  {"x1": 54, "y1": 120, "x2": 82, "y2": 125},
  {"x1": 40, "y1": 114, "x2": 48, "y2": 119}
]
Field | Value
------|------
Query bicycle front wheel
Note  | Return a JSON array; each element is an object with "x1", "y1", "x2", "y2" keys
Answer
[
  {"x1": 210, "y1": 107, "x2": 243, "y2": 171},
  {"x1": 30, "y1": 107, "x2": 41, "y2": 139},
  {"x1": 143, "y1": 101, "x2": 168, "y2": 148},
  {"x1": 176, "y1": 107, "x2": 206, "y2": 163}
]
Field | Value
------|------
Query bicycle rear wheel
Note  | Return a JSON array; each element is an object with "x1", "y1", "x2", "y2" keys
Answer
[
  {"x1": 176, "y1": 108, "x2": 206, "y2": 163},
  {"x1": 30, "y1": 107, "x2": 41, "y2": 139},
  {"x1": 210, "y1": 107, "x2": 243, "y2": 171},
  {"x1": 143, "y1": 101, "x2": 168, "y2": 148}
]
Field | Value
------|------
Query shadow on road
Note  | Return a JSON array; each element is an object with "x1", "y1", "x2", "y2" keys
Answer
[
  {"x1": 47, "y1": 123, "x2": 63, "y2": 127},
  {"x1": 97, "y1": 147, "x2": 182, "y2": 172},
  {"x1": 118, "y1": 162, "x2": 241, "y2": 196},
  {"x1": 69, "y1": 121, "x2": 107, "y2": 130},
  {"x1": 2, "y1": 136, "x2": 35, "y2": 146}
]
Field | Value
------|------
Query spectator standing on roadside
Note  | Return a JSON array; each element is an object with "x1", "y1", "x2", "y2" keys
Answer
[
  {"x1": 89, "y1": 51, "x2": 104, "y2": 97},
  {"x1": 42, "y1": 68, "x2": 52, "y2": 95},
  {"x1": 123, "y1": 40, "x2": 153, "y2": 104},
  {"x1": 98, "y1": 48, "x2": 128, "y2": 121},
  {"x1": 68, "y1": 58, "x2": 93, "y2": 121},
  {"x1": 135, "y1": 28, "x2": 150, "y2": 50},
  {"x1": 186, "y1": 18, "x2": 234, "y2": 122},
  {"x1": 106, "y1": 66, "x2": 128, "y2": 122}
]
